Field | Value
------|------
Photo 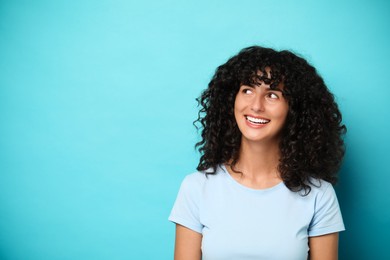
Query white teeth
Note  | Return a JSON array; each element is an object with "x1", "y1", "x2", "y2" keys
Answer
[{"x1": 246, "y1": 116, "x2": 270, "y2": 124}]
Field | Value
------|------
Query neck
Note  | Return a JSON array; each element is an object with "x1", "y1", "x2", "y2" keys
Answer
[{"x1": 232, "y1": 138, "x2": 281, "y2": 180}]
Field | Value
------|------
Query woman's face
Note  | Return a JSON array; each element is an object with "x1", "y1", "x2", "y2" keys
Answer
[{"x1": 234, "y1": 80, "x2": 289, "y2": 145}]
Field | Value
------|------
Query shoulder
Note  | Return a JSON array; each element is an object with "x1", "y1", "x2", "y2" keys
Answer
[
  {"x1": 169, "y1": 167, "x2": 224, "y2": 233},
  {"x1": 176, "y1": 170, "x2": 206, "y2": 196},
  {"x1": 177, "y1": 166, "x2": 227, "y2": 199},
  {"x1": 300, "y1": 178, "x2": 334, "y2": 197},
  {"x1": 310, "y1": 179, "x2": 338, "y2": 199},
  {"x1": 182, "y1": 171, "x2": 207, "y2": 186},
  {"x1": 294, "y1": 178, "x2": 339, "y2": 208},
  {"x1": 169, "y1": 171, "x2": 208, "y2": 233},
  {"x1": 181, "y1": 166, "x2": 224, "y2": 187},
  {"x1": 178, "y1": 171, "x2": 207, "y2": 195},
  {"x1": 306, "y1": 179, "x2": 345, "y2": 236}
]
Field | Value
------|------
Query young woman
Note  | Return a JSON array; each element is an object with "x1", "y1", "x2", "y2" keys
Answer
[{"x1": 169, "y1": 46, "x2": 346, "y2": 260}]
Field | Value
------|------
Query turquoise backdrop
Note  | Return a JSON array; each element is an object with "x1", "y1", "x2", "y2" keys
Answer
[{"x1": 1, "y1": 0, "x2": 389, "y2": 259}]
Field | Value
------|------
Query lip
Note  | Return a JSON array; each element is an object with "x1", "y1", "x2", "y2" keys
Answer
[{"x1": 244, "y1": 115, "x2": 270, "y2": 128}]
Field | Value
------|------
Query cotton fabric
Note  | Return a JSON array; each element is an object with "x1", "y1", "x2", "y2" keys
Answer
[{"x1": 169, "y1": 165, "x2": 345, "y2": 260}]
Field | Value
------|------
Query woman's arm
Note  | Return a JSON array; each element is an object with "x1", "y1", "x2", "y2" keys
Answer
[
  {"x1": 309, "y1": 232, "x2": 339, "y2": 260},
  {"x1": 174, "y1": 224, "x2": 202, "y2": 260}
]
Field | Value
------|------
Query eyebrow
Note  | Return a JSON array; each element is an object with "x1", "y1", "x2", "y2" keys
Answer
[
  {"x1": 241, "y1": 84, "x2": 284, "y2": 93},
  {"x1": 266, "y1": 87, "x2": 283, "y2": 92}
]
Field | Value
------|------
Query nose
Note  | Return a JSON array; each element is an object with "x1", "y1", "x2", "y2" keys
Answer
[{"x1": 251, "y1": 95, "x2": 264, "y2": 113}]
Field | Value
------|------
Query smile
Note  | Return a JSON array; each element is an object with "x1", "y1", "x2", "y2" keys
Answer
[{"x1": 245, "y1": 116, "x2": 270, "y2": 124}]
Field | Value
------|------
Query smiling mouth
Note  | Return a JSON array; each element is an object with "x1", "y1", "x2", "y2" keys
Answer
[{"x1": 245, "y1": 116, "x2": 270, "y2": 125}]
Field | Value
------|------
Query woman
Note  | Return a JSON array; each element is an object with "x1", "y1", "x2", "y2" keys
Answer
[{"x1": 169, "y1": 46, "x2": 346, "y2": 260}]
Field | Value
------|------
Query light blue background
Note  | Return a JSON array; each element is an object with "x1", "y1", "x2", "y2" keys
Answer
[{"x1": 1, "y1": 0, "x2": 389, "y2": 259}]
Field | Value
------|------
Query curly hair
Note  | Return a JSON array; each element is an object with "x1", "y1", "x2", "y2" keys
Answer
[{"x1": 195, "y1": 46, "x2": 346, "y2": 194}]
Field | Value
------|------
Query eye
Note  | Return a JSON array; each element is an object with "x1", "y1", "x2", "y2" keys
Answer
[
  {"x1": 242, "y1": 88, "x2": 253, "y2": 94},
  {"x1": 267, "y1": 92, "x2": 279, "y2": 99}
]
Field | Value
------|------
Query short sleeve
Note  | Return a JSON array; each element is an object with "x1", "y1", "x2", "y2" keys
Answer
[
  {"x1": 168, "y1": 173, "x2": 204, "y2": 234},
  {"x1": 308, "y1": 183, "x2": 345, "y2": 237}
]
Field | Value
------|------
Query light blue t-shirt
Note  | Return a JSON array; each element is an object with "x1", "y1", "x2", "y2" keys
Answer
[{"x1": 169, "y1": 165, "x2": 345, "y2": 260}]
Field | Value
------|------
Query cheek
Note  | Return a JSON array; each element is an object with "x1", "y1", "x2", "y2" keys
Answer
[
  {"x1": 280, "y1": 106, "x2": 289, "y2": 122},
  {"x1": 233, "y1": 101, "x2": 245, "y2": 126},
  {"x1": 233, "y1": 106, "x2": 240, "y2": 123},
  {"x1": 274, "y1": 104, "x2": 289, "y2": 120},
  {"x1": 234, "y1": 95, "x2": 240, "y2": 107},
  {"x1": 234, "y1": 95, "x2": 247, "y2": 111},
  {"x1": 233, "y1": 98, "x2": 241, "y2": 115}
]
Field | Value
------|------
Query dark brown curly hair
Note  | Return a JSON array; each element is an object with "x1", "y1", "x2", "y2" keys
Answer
[{"x1": 194, "y1": 46, "x2": 346, "y2": 194}]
